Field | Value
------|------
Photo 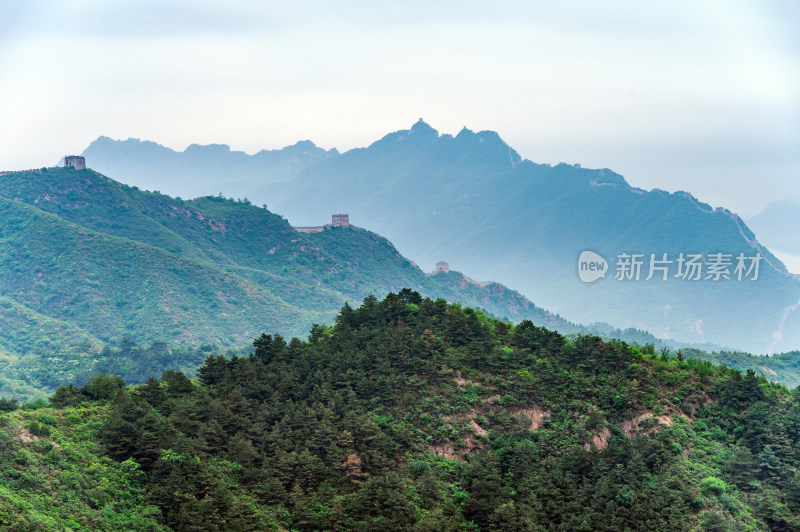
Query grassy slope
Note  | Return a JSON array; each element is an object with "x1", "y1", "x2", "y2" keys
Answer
[
  {"x1": 0, "y1": 295, "x2": 104, "y2": 397},
  {"x1": 0, "y1": 196, "x2": 319, "y2": 342},
  {"x1": 0, "y1": 406, "x2": 167, "y2": 530}
]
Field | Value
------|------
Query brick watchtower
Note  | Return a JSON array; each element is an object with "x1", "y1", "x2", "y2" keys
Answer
[
  {"x1": 331, "y1": 214, "x2": 350, "y2": 227},
  {"x1": 64, "y1": 156, "x2": 86, "y2": 170}
]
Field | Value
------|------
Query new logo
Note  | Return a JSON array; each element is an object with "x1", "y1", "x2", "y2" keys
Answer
[{"x1": 578, "y1": 251, "x2": 608, "y2": 283}]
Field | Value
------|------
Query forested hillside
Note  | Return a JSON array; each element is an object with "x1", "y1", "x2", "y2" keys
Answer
[
  {"x1": 0, "y1": 166, "x2": 579, "y2": 399},
  {"x1": 3, "y1": 292, "x2": 800, "y2": 530}
]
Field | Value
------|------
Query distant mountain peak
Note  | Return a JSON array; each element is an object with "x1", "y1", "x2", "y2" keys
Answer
[
  {"x1": 291, "y1": 139, "x2": 319, "y2": 149},
  {"x1": 185, "y1": 143, "x2": 232, "y2": 155},
  {"x1": 456, "y1": 126, "x2": 474, "y2": 138},
  {"x1": 410, "y1": 118, "x2": 439, "y2": 137}
]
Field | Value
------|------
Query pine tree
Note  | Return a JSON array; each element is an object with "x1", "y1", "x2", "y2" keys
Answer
[
  {"x1": 756, "y1": 445, "x2": 782, "y2": 483},
  {"x1": 726, "y1": 446, "x2": 756, "y2": 488}
]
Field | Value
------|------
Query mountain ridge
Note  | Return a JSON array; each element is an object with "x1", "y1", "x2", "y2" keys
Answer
[
  {"x1": 747, "y1": 196, "x2": 800, "y2": 272},
  {"x1": 265, "y1": 121, "x2": 800, "y2": 353},
  {"x1": 77, "y1": 121, "x2": 800, "y2": 353},
  {"x1": 81, "y1": 135, "x2": 338, "y2": 202},
  {"x1": 0, "y1": 166, "x2": 609, "y2": 398}
]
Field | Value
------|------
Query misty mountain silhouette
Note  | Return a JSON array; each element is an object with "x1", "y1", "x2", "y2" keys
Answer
[{"x1": 83, "y1": 121, "x2": 800, "y2": 353}]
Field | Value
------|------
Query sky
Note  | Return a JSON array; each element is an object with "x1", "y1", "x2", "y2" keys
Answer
[{"x1": 0, "y1": 0, "x2": 798, "y2": 219}]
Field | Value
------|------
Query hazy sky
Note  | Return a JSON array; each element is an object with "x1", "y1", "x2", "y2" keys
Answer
[{"x1": 1, "y1": 0, "x2": 797, "y2": 218}]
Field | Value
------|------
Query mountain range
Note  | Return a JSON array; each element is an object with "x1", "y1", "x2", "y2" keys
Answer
[
  {"x1": 0, "y1": 165, "x2": 653, "y2": 398},
  {"x1": 82, "y1": 135, "x2": 338, "y2": 202},
  {"x1": 82, "y1": 121, "x2": 800, "y2": 354}
]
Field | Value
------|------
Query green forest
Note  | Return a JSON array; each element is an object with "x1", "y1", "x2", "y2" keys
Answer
[
  {"x1": 2, "y1": 291, "x2": 800, "y2": 530},
  {"x1": 0, "y1": 167, "x2": 585, "y2": 400}
]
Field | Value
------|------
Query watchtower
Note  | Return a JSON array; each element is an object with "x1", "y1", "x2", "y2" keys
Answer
[
  {"x1": 435, "y1": 261, "x2": 450, "y2": 273},
  {"x1": 64, "y1": 156, "x2": 86, "y2": 170},
  {"x1": 331, "y1": 214, "x2": 350, "y2": 227}
]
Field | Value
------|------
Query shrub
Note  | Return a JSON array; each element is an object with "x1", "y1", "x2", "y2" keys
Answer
[
  {"x1": 701, "y1": 476, "x2": 727, "y2": 496},
  {"x1": 28, "y1": 421, "x2": 51, "y2": 438},
  {"x1": 38, "y1": 413, "x2": 58, "y2": 426},
  {"x1": 0, "y1": 398, "x2": 18, "y2": 412},
  {"x1": 410, "y1": 460, "x2": 430, "y2": 477}
]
